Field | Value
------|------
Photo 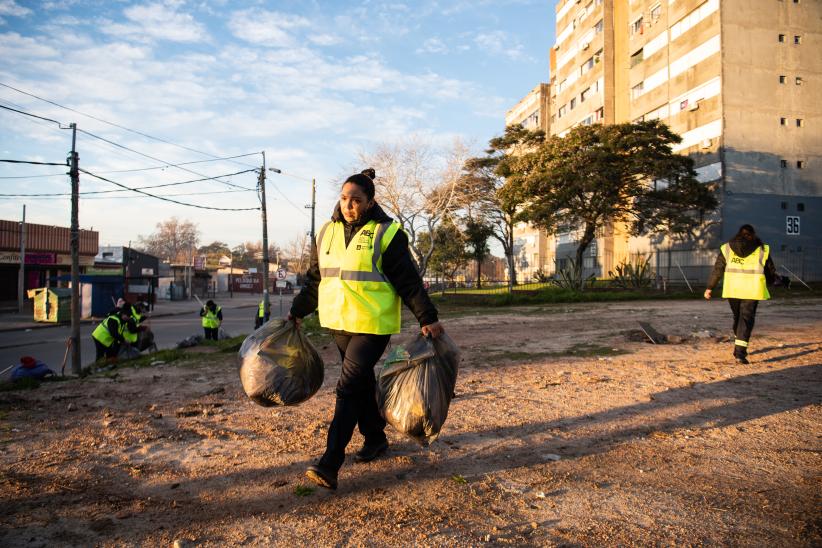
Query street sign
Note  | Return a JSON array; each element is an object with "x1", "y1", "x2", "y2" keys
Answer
[{"x1": 277, "y1": 269, "x2": 286, "y2": 280}]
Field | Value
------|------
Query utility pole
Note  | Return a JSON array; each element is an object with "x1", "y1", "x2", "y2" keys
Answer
[
  {"x1": 309, "y1": 177, "x2": 316, "y2": 252},
  {"x1": 18, "y1": 205, "x2": 26, "y2": 313},
  {"x1": 259, "y1": 152, "x2": 270, "y2": 321},
  {"x1": 69, "y1": 122, "x2": 81, "y2": 375}
]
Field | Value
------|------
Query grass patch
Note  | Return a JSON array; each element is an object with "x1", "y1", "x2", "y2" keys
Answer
[
  {"x1": 451, "y1": 475, "x2": 468, "y2": 485},
  {"x1": 433, "y1": 287, "x2": 702, "y2": 308},
  {"x1": 0, "y1": 377, "x2": 42, "y2": 392},
  {"x1": 485, "y1": 343, "x2": 628, "y2": 365},
  {"x1": 201, "y1": 335, "x2": 248, "y2": 353},
  {"x1": 293, "y1": 485, "x2": 315, "y2": 497},
  {"x1": 121, "y1": 348, "x2": 188, "y2": 368}
]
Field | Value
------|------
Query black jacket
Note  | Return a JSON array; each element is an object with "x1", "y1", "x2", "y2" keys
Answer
[
  {"x1": 291, "y1": 203, "x2": 438, "y2": 327},
  {"x1": 706, "y1": 235, "x2": 778, "y2": 290}
]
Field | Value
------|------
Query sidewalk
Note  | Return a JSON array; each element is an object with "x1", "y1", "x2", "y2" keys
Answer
[{"x1": 0, "y1": 293, "x2": 268, "y2": 333}]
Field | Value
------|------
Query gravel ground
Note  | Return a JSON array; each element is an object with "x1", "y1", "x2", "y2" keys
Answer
[{"x1": 1, "y1": 297, "x2": 820, "y2": 547}]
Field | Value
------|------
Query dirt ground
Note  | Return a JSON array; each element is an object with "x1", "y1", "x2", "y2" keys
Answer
[{"x1": 1, "y1": 297, "x2": 820, "y2": 547}]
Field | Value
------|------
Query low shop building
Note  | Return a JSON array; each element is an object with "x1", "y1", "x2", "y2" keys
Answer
[{"x1": 0, "y1": 219, "x2": 98, "y2": 310}]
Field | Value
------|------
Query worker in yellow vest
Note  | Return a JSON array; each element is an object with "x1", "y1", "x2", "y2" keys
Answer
[
  {"x1": 120, "y1": 303, "x2": 140, "y2": 347},
  {"x1": 91, "y1": 307, "x2": 130, "y2": 361},
  {"x1": 254, "y1": 300, "x2": 269, "y2": 329},
  {"x1": 704, "y1": 224, "x2": 783, "y2": 364},
  {"x1": 289, "y1": 168, "x2": 444, "y2": 490},
  {"x1": 199, "y1": 299, "x2": 222, "y2": 340}
]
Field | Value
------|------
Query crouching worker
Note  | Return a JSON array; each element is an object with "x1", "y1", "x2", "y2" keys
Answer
[
  {"x1": 91, "y1": 307, "x2": 130, "y2": 362},
  {"x1": 200, "y1": 300, "x2": 222, "y2": 340},
  {"x1": 289, "y1": 168, "x2": 445, "y2": 490},
  {"x1": 704, "y1": 224, "x2": 784, "y2": 364}
]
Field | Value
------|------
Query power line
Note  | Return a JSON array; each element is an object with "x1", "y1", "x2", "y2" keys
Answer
[
  {"x1": 0, "y1": 103, "x2": 63, "y2": 126},
  {"x1": 97, "y1": 152, "x2": 261, "y2": 174},
  {"x1": 0, "y1": 159, "x2": 68, "y2": 166},
  {"x1": 0, "y1": 81, "x2": 259, "y2": 169},
  {"x1": 78, "y1": 168, "x2": 261, "y2": 211},
  {"x1": 77, "y1": 128, "x2": 258, "y2": 191},
  {"x1": 269, "y1": 179, "x2": 310, "y2": 218},
  {"x1": 0, "y1": 173, "x2": 66, "y2": 179},
  {"x1": 6, "y1": 188, "x2": 254, "y2": 201},
  {"x1": 0, "y1": 168, "x2": 257, "y2": 197}
]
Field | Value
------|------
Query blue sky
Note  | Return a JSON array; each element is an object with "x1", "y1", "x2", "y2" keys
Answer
[{"x1": 0, "y1": 0, "x2": 556, "y2": 251}]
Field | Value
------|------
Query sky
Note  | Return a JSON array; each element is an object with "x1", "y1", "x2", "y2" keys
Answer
[{"x1": 0, "y1": 0, "x2": 556, "y2": 253}]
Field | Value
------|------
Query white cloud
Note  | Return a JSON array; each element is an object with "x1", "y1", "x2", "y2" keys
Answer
[
  {"x1": 416, "y1": 37, "x2": 447, "y2": 54},
  {"x1": 0, "y1": 0, "x2": 30, "y2": 17},
  {"x1": 99, "y1": 3, "x2": 208, "y2": 43},
  {"x1": 474, "y1": 30, "x2": 527, "y2": 61},
  {"x1": 0, "y1": 32, "x2": 60, "y2": 58},
  {"x1": 227, "y1": 9, "x2": 310, "y2": 48},
  {"x1": 309, "y1": 34, "x2": 341, "y2": 47}
]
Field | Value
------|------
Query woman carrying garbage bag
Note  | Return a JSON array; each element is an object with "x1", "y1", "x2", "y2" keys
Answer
[{"x1": 289, "y1": 168, "x2": 444, "y2": 490}]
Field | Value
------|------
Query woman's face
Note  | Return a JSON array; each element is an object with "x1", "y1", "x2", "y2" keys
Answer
[{"x1": 339, "y1": 182, "x2": 373, "y2": 223}]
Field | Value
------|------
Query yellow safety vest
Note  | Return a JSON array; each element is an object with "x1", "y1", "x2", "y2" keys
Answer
[
  {"x1": 202, "y1": 306, "x2": 222, "y2": 328},
  {"x1": 721, "y1": 243, "x2": 770, "y2": 300},
  {"x1": 258, "y1": 301, "x2": 265, "y2": 318},
  {"x1": 317, "y1": 219, "x2": 402, "y2": 334},
  {"x1": 92, "y1": 315, "x2": 122, "y2": 347}
]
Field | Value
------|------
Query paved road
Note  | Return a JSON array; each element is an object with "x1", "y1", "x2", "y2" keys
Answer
[{"x1": 0, "y1": 295, "x2": 294, "y2": 379}]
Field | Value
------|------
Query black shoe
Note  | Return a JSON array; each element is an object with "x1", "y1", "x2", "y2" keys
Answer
[
  {"x1": 354, "y1": 440, "x2": 389, "y2": 463},
  {"x1": 735, "y1": 356, "x2": 749, "y2": 365},
  {"x1": 305, "y1": 464, "x2": 337, "y2": 490}
]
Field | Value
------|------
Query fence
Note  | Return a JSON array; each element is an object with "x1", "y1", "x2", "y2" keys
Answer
[{"x1": 427, "y1": 245, "x2": 822, "y2": 296}]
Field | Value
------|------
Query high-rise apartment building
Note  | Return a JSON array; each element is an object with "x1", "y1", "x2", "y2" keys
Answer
[
  {"x1": 535, "y1": 0, "x2": 822, "y2": 280},
  {"x1": 506, "y1": 84, "x2": 555, "y2": 280}
]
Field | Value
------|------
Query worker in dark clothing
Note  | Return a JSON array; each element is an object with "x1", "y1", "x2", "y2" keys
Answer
[
  {"x1": 200, "y1": 300, "x2": 222, "y2": 340},
  {"x1": 289, "y1": 168, "x2": 444, "y2": 490},
  {"x1": 91, "y1": 307, "x2": 130, "y2": 361},
  {"x1": 705, "y1": 224, "x2": 785, "y2": 364}
]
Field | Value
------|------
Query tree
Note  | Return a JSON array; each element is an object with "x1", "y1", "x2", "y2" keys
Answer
[
  {"x1": 418, "y1": 217, "x2": 468, "y2": 284},
  {"x1": 511, "y1": 120, "x2": 718, "y2": 288},
  {"x1": 198, "y1": 241, "x2": 231, "y2": 266},
  {"x1": 462, "y1": 124, "x2": 545, "y2": 287},
  {"x1": 463, "y1": 218, "x2": 494, "y2": 289},
  {"x1": 283, "y1": 233, "x2": 310, "y2": 274},
  {"x1": 358, "y1": 136, "x2": 470, "y2": 277},
  {"x1": 136, "y1": 217, "x2": 200, "y2": 263}
]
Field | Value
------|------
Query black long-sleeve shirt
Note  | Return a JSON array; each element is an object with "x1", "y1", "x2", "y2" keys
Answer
[{"x1": 291, "y1": 203, "x2": 438, "y2": 327}]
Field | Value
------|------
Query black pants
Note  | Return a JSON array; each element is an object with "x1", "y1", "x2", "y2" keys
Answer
[
  {"x1": 203, "y1": 327, "x2": 219, "y2": 340},
  {"x1": 728, "y1": 298, "x2": 758, "y2": 357},
  {"x1": 318, "y1": 331, "x2": 391, "y2": 473},
  {"x1": 93, "y1": 339, "x2": 119, "y2": 361}
]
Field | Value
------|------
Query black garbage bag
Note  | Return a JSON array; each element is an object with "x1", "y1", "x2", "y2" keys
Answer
[
  {"x1": 377, "y1": 333, "x2": 460, "y2": 446},
  {"x1": 238, "y1": 319, "x2": 324, "y2": 407},
  {"x1": 118, "y1": 345, "x2": 142, "y2": 360}
]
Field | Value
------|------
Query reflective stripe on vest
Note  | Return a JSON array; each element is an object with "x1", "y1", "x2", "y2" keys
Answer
[
  {"x1": 92, "y1": 315, "x2": 121, "y2": 347},
  {"x1": 721, "y1": 243, "x2": 770, "y2": 300},
  {"x1": 202, "y1": 306, "x2": 222, "y2": 328},
  {"x1": 317, "y1": 219, "x2": 402, "y2": 334}
]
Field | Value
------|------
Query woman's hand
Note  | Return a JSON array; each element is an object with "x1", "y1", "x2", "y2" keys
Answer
[
  {"x1": 287, "y1": 312, "x2": 302, "y2": 326},
  {"x1": 421, "y1": 321, "x2": 444, "y2": 339},
  {"x1": 703, "y1": 289, "x2": 712, "y2": 300}
]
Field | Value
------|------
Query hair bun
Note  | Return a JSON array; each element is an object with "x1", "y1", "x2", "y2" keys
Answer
[{"x1": 360, "y1": 168, "x2": 376, "y2": 180}]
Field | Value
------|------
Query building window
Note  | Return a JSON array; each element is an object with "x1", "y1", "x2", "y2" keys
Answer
[
  {"x1": 595, "y1": 107, "x2": 604, "y2": 121},
  {"x1": 794, "y1": 35, "x2": 801, "y2": 44},
  {"x1": 558, "y1": 78, "x2": 567, "y2": 93},
  {"x1": 796, "y1": 76, "x2": 803, "y2": 85},
  {"x1": 780, "y1": 202, "x2": 788, "y2": 210},
  {"x1": 780, "y1": 159, "x2": 788, "y2": 168},
  {"x1": 631, "y1": 16, "x2": 644, "y2": 35},
  {"x1": 581, "y1": 86, "x2": 591, "y2": 102},
  {"x1": 558, "y1": 105, "x2": 567, "y2": 118},
  {"x1": 570, "y1": 97, "x2": 577, "y2": 110},
  {"x1": 779, "y1": 75, "x2": 786, "y2": 83},
  {"x1": 797, "y1": 203, "x2": 804, "y2": 211},
  {"x1": 581, "y1": 56, "x2": 595, "y2": 74},
  {"x1": 594, "y1": 19, "x2": 604, "y2": 34},
  {"x1": 632, "y1": 82, "x2": 644, "y2": 99},
  {"x1": 780, "y1": 117, "x2": 787, "y2": 125},
  {"x1": 630, "y1": 48, "x2": 644, "y2": 67},
  {"x1": 778, "y1": 34, "x2": 785, "y2": 42},
  {"x1": 796, "y1": 118, "x2": 804, "y2": 127},
  {"x1": 797, "y1": 160, "x2": 804, "y2": 169},
  {"x1": 650, "y1": 3, "x2": 662, "y2": 22}
]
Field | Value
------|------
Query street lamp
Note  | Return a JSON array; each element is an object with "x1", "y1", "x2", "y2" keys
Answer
[{"x1": 269, "y1": 167, "x2": 316, "y2": 251}]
